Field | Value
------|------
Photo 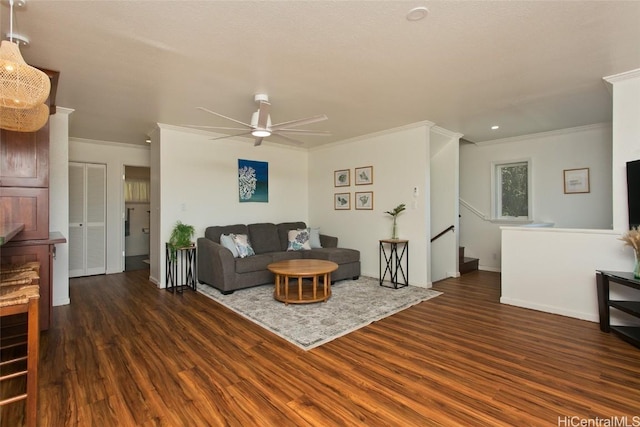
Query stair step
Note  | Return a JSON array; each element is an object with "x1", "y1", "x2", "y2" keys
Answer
[{"x1": 460, "y1": 257, "x2": 479, "y2": 274}]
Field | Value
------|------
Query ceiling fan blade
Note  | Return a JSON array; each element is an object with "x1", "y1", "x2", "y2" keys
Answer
[
  {"x1": 257, "y1": 101, "x2": 270, "y2": 129},
  {"x1": 254, "y1": 137, "x2": 264, "y2": 146},
  {"x1": 275, "y1": 129, "x2": 332, "y2": 136},
  {"x1": 209, "y1": 131, "x2": 253, "y2": 141},
  {"x1": 184, "y1": 125, "x2": 250, "y2": 131},
  {"x1": 270, "y1": 133, "x2": 304, "y2": 145},
  {"x1": 197, "y1": 107, "x2": 253, "y2": 128},
  {"x1": 270, "y1": 114, "x2": 328, "y2": 131}
]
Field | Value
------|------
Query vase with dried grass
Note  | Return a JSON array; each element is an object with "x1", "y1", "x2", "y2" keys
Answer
[{"x1": 620, "y1": 227, "x2": 640, "y2": 279}]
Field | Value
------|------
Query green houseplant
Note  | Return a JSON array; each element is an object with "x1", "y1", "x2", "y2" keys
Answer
[
  {"x1": 385, "y1": 203, "x2": 406, "y2": 239},
  {"x1": 168, "y1": 221, "x2": 195, "y2": 260}
]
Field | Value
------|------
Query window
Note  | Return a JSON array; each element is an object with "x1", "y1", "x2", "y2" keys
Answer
[{"x1": 492, "y1": 160, "x2": 531, "y2": 220}]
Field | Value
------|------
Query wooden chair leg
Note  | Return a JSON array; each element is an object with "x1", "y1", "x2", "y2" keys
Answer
[{"x1": 25, "y1": 296, "x2": 39, "y2": 427}]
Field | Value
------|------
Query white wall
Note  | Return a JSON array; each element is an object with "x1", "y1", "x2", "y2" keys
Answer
[
  {"x1": 501, "y1": 227, "x2": 638, "y2": 322},
  {"x1": 430, "y1": 128, "x2": 461, "y2": 281},
  {"x1": 49, "y1": 107, "x2": 73, "y2": 306},
  {"x1": 501, "y1": 68, "x2": 640, "y2": 323},
  {"x1": 605, "y1": 69, "x2": 640, "y2": 230},
  {"x1": 460, "y1": 123, "x2": 613, "y2": 271},
  {"x1": 308, "y1": 123, "x2": 433, "y2": 287},
  {"x1": 69, "y1": 139, "x2": 150, "y2": 274},
  {"x1": 152, "y1": 124, "x2": 309, "y2": 287}
]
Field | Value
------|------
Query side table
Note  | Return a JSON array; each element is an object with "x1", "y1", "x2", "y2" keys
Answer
[
  {"x1": 165, "y1": 243, "x2": 197, "y2": 293},
  {"x1": 379, "y1": 239, "x2": 409, "y2": 289}
]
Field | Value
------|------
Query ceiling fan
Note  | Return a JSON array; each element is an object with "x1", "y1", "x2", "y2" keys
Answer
[{"x1": 188, "y1": 94, "x2": 330, "y2": 146}]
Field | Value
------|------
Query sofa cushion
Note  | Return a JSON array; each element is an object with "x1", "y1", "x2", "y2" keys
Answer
[
  {"x1": 231, "y1": 234, "x2": 255, "y2": 258},
  {"x1": 205, "y1": 224, "x2": 248, "y2": 244},
  {"x1": 235, "y1": 254, "x2": 273, "y2": 274},
  {"x1": 248, "y1": 223, "x2": 281, "y2": 254},
  {"x1": 277, "y1": 222, "x2": 307, "y2": 250},
  {"x1": 304, "y1": 248, "x2": 360, "y2": 264},
  {"x1": 287, "y1": 229, "x2": 311, "y2": 251}
]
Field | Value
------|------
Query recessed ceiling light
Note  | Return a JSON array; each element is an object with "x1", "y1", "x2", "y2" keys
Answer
[
  {"x1": 407, "y1": 6, "x2": 429, "y2": 21},
  {"x1": 491, "y1": 125, "x2": 500, "y2": 130}
]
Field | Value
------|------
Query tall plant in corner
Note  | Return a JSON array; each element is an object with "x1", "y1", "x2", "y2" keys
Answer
[
  {"x1": 385, "y1": 203, "x2": 406, "y2": 240},
  {"x1": 168, "y1": 221, "x2": 195, "y2": 260}
]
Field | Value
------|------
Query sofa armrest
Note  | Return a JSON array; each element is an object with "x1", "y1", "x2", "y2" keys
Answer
[
  {"x1": 320, "y1": 234, "x2": 338, "y2": 248},
  {"x1": 197, "y1": 237, "x2": 236, "y2": 290}
]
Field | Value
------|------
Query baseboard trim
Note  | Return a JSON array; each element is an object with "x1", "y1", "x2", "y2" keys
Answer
[{"x1": 500, "y1": 297, "x2": 597, "y2": 322}]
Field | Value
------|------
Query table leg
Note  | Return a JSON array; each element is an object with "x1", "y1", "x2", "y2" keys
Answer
[
  {"x1": 313, "y1": 274, "x2": 317, "y2": 299},
  {"x1": 596, "y1": 272, "x2": 611, "y2": 332},
  {"x1": 275, "y1": 274, "x2": 281, "y2": 298},
  {"x1": 298, "y1": 276, "x2": 303, "y2": 300},
  {"x1": 284, "y1": 275, "x2": 289, "y2": 301}
]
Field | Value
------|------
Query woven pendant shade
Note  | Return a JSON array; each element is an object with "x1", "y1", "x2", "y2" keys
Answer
[
  {"x1": 0, "y1": 103, "x2": 49, "y2": 132},
  {"x1": 0, "y1": 40, "x2": 51, "y2": 109}
]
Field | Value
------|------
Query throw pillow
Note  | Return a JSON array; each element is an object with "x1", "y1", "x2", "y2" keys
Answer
[
  {"x1": 220, "y1": 234, "x2": 239, "y2": 258},
  {"x1": 231, "y1": 233, "x2": 255, "y2": 258},
  {"x1": 287, "y1": 229, "x2": 311, "y2": 251},
  {"x1": 309, "y1": 227, "x2": 322, "y2": 248}
]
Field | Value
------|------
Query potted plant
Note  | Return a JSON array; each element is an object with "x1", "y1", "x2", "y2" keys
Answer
[
  {"x1": 168, "y1": 221, "x2": 195, "y2": 260},
  {"x1": 385, "y1": 203, "x2": 406, "y2": 239}
]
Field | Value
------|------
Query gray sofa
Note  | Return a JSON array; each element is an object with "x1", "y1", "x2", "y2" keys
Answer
[{"x1": 197, "y1": 221, "x2": 360, "y2": 294}]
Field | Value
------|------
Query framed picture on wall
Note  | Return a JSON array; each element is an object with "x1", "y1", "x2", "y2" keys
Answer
[
  {"x1": 564, "y1": 168, "x2": 590, "y2": 194},
  {"x1": 355, "y1": 191, "x2": 373, "y2": 210},
  {"x1": 334, "y1": 169, "x2": 350, "y2": 187},
  {"x1": 354, "y1": 166, "x2": 373, "y2": 185},
  {"x1": 334, "y1": 193, "x2": 351, "y2": 210}
]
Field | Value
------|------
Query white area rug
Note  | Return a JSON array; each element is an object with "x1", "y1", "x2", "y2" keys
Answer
[{"x1": 197, "y1": 276, "x2": 442, "y2": 351}]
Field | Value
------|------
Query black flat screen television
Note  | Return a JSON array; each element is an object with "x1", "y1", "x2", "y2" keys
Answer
[{"x1": 627, "y1": 159, "x2": 640, "y2": 229}]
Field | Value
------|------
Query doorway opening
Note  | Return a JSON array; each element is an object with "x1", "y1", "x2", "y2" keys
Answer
[{"x1": 124, "y1": 166, "x2": 150, "y2": 271}]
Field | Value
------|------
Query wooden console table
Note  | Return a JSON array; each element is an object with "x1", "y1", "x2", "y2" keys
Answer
[{"x1": 596, "y1": 270, "x2": 640, "y2": 349}]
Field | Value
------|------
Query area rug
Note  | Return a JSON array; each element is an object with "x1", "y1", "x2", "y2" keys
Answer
[{"x1": 197, "y1": 276, "x2": 441, "y2": 351}]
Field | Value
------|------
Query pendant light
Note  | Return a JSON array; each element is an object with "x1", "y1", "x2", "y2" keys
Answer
[
  {"x1": 0, "y1": 104, "x2": 48, "y2": 132},
  {"x1": 0, "y1": 40, "x2": 51, "y2": 108},
  {"x1": 0, "y1": 0, "x2": 51, "y2": 132}
]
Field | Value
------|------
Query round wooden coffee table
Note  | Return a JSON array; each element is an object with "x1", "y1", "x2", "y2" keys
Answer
[{"x1": 268, "y1": 259, "x2": 338, "y2": 304}]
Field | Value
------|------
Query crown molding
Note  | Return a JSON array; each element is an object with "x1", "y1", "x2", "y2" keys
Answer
[
  {"x1": 474, "y1": 123, "x2": 611, "y2": 147},
  {"x1": 603, "y1": 68, "x2": 640, "y2": 84}
]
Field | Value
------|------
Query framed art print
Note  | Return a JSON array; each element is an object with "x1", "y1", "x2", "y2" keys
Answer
[
  {"x1": 355, "y1": 166, "x2": 373, "y2": 185},
  {"x1": 334, "y1": 169, "x2": 350, "y2": 187},
  {"x1": 355, "y1": 191, "x2": 373, "y2": 210},
  {"x1": 334, "y1": 193, "x2": 350, "y2": 210},
  {"x1": 563, "y1": 168, "x2": 590, "y2": 194}
]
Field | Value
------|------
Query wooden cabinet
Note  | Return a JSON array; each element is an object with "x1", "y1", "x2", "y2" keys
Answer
[
  {"x1": 0, "y1": 119, "x2": 62, "y2": 331},
  {"x1": 0, "y1": 125, "x2": 49, "y2": 188}
]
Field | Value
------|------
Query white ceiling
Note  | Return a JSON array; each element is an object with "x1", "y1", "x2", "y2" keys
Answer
[{"x1": 4, "y1": 1, "x2": 640, "y2": 147}]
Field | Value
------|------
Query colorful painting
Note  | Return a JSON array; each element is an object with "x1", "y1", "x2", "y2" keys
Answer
[{"x1": 238, "y1": 159, "x2": 268, "y2": 202}]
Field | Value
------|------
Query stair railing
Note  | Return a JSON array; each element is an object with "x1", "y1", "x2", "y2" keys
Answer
[{"x1": 430, "y1": 225, "x2": 454, "y2": 242}]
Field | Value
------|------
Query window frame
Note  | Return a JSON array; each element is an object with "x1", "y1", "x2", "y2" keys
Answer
[{"x1": 490, "y1": 159, "x2": 532, "y2": 222}]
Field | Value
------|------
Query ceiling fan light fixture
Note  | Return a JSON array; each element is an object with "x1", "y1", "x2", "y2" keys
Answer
[{"x1": 251, "y1": 129, "x2": 271, "y2": 138}]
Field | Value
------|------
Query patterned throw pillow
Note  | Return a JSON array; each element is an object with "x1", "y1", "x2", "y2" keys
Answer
[
  {"x1": 231, "y1": 233, "x2": 255, "y2": 258},
  {"x1": 287, "y1": 229, "x2": 311, "y2": 251},
  {"x1": 220, "y1": 234, "x2": 239, "y2": 258}
]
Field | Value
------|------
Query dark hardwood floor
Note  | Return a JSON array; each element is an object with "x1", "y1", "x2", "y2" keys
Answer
[{"x1": 2, "y1": 270, "x2": 640, "y2": 426}]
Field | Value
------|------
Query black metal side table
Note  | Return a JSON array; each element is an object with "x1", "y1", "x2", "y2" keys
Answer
[
  {"x1": 379, "y1": 239, "x2": 409, "y2": 289},
  {"x1": 165, "y1": 243, "x2": 197, "y2": 293}
]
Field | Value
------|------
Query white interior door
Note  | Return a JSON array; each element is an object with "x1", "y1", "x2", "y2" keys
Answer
[{"x1": 69, "y1": 162, "x2": 106, "y2": 278}]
